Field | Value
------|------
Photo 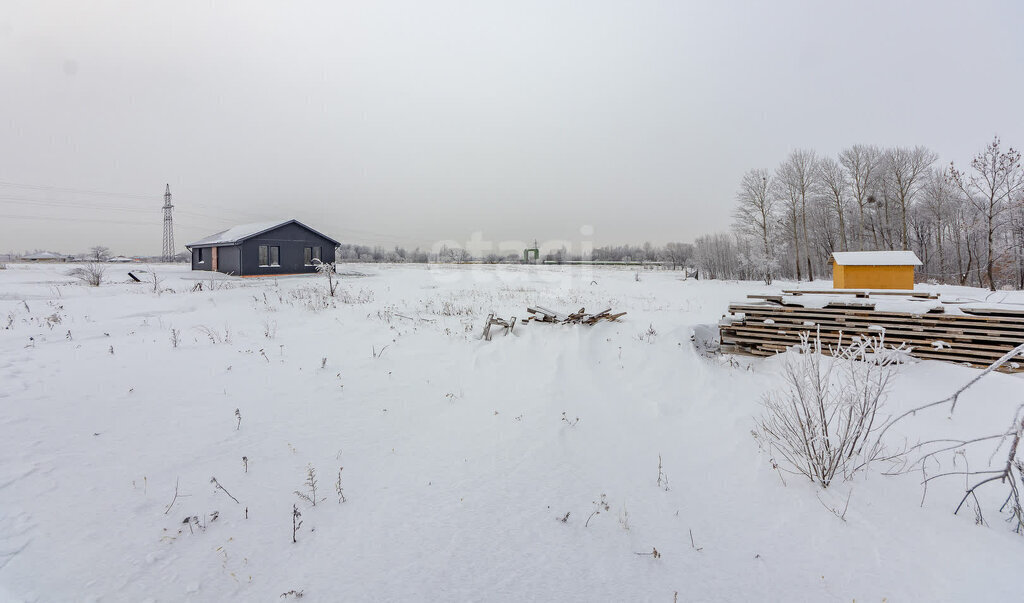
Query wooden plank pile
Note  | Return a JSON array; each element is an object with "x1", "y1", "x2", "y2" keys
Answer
[
  {"x1": 719, "y1": 293, "x2": 1024, "y2": 372},
  {"x1": 524, "y1": 306, "x2": 627, "y2": 326},
  {"x1": 781, "y1": 289, "x2": 939, "y2": 299}
]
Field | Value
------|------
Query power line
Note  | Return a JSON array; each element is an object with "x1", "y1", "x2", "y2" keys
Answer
[
  {"x1": 0, "y1": 180, "x2": 156, "y2": 200},
  {"x1": 0, "y1": 197, "x2": 155, "y2": 213},
  {"x1": 0, "y1": 197, "x2": 251, "y2": 225},
  {"x1": 0, "y1": 212, "x2": 205, "y2": 229}
]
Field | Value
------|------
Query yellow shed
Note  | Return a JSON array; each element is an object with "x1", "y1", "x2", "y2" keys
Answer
[{"x1": 830, "y1": 251, "x2": 922, "y2": 290}]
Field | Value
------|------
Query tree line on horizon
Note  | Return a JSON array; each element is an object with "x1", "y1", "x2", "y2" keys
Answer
[
  {"x1": 713, "y1": 136, "x2": 1024, "y2": 291},
  {"x1": 333, "y1": 241, "x2": 695, "y2": 269}
]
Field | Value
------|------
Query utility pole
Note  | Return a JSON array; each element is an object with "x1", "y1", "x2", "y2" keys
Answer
[{"x1": 162, "y1": 184, "x2": 175, "y2": 262}]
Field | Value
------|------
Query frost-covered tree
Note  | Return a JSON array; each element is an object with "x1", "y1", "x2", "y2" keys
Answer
[
  {"x1": 90, "y1": 246, "x2": 111, "y2": 261},
  {"x1": 920, "y1": 168, "x2": 956, "y2": 282},
  {"x1": 839, "y1": 144, "x2": 882, "y2": 251},
  {"x1": 694, "y1": 233, "x2": 739, "y2": 280},
  {"x1": 662, "y1": 242, "x2": 694, "y2": 271},
  {"x1": 777, "y1": 149, "x2": 819, "y2": 281},
  {"x1": 949, "y1": 137, "x2": 1024, "y2": 291},
  {"x1": 817, "y1": 157, "x2": 850, "y2": 252},
  {"x1": 732, "y1": 169, "x2": 778, "y2": 283},
  {"x1": 885, "y1": 146, "x2": 937, "y2": 250}
]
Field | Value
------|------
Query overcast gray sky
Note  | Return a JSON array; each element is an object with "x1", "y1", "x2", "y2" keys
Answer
[{"x1": 2, "y1": 0, "x2": 1022, "y2": 256}]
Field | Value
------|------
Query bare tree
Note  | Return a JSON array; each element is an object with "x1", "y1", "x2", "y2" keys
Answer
[
  {"x1": 662, "y1": 242, "x2": 694, "y2": 271},
  {"x1": 1010, "y1": 198, "x2": 1024, "y2": 289},
  {"x1": 839, "y1": 144, "x2": 881, "y2": 251},
  {"x1": 886, "y1": 146, "x2": 937, "y2": 250},
  {"x1": 948, "y1": 136, "x2": 1024, "y2": 291},
  {"x1": 777, "y1": 149, "x2": 819, "y2": 280},
  {"x1": 818, "y1": 157, "x2": 849, "y2": 252},
  {"x1": 732, "y1": 169, "x2": 778, "y2": 283},
  {"x1": 777, "y1": 175, "x2": 803, "y2": 280},
  {"x1": 89, "y1": 246, "x2": 111, "y2": 262},
  {"x1": 694, "y1": 233, "x2": 739, "y2": 280},
  {"x1": 920, "y1": 168, "x2": 955, "y2": 283},
  {"x1": 875, "y1": 165, "x2": 898, "y2": 250},
  {"x1": 949, "y1": 196, "x2": 982, "y2": 286}
]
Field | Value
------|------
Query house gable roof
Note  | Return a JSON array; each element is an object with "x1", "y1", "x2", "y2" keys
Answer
[
  {"x1": 21, "y1": 251, "x2": 68, "y2": 260},
  {"x1": 186, "y1": 219, "x2": 340, "y2": 248},
  {"x1": 831, "y1": 251, "x2": 922, "y2": 266}
]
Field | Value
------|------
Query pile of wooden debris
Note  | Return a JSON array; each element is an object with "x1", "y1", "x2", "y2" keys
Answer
[
  {"x1": 480, "y1": 306, "x2": 626, "y2": 340},
  {"x1": 525, "y1": 306, "x2": 627, "y2": 325}
]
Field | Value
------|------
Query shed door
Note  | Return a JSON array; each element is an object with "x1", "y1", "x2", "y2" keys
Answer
[{"x1": 212, "y1": 247, "x2": 218, "y2": 271}]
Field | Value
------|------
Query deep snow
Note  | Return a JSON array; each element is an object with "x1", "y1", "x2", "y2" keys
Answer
[{"x1": 1, "y1": 263, "x2": 1022, "y2": 602}]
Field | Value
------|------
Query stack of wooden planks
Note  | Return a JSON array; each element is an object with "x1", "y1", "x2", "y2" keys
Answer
[
  {"x1": 720, "y1": 293, "x2": 1024, "y2": 372},
  {"x1": 524, "y1": 306, "x2": 627, "y2": 325}
]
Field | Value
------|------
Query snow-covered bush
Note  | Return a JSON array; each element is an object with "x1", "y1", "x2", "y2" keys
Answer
[
  {"x1": 145, "y1": 265, "x2": 163, "y2": 294},
  {"x1": 68, "y1": 263, "x2": 106, "y2": 286},
  {"x1": 289, "y1": 285, "x2": 334, "y2": 311},
  {"x1": 755, "y1": 333, "x2": 899, "y2": 488},
  {"x1": 337, "y1": 287, "x2": 374, "y2": 305},
  {"x1": 312, "y1": 259, "x2": 339, "y2": 297}
]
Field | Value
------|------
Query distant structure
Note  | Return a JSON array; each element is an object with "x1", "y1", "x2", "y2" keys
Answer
[
  {"x1": 830, "y1": 251, "x2": 922, "y2": 290},
  {"x1": 523, "y1": 239, "x2": 539, "y2": 263},
  {"x1": 185, "y1": 219, "x2": 339, "y2": 276},
  {"x1": 161, "y1": 184, "x2": 175, "y2": 262},
  {"x1": 20, "y1": 251, "x2": 70, "y2": 262}
]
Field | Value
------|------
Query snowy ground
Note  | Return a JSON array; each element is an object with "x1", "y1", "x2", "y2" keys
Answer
[{"x1": 1, "y1": 262, "x2": 1022, "y2": 602}]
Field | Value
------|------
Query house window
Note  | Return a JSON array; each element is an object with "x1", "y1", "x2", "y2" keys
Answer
[
  {"x1": 197, "y1": 248, "x2": 205, "y2": 264},
  {"x1": 258, "y1": 245, "x2": 279, "y2": 267},
  {"x1": 304, "y1": 246, "x2": 322, "y2": 266}
]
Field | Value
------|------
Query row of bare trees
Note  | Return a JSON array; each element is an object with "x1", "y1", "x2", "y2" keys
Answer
[{"x1": 723, "y1": 137, "x2": 1024, "y2": 290}]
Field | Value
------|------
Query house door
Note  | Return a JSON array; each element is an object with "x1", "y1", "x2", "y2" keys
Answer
[{"x1": 212, "y1": 247, "x2": 218, "y2": 271}]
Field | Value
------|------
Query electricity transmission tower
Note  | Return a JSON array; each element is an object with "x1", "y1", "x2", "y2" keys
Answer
[{"x1": 161, "y1": 184, "x2": 175, "y2": 262}]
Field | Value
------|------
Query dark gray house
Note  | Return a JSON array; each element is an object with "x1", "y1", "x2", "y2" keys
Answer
[{"x1": 185, "y1": 219, "x2": 340, "y2": 276}]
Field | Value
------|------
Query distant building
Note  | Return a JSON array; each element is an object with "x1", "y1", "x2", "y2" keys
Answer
[
  {"x1": 20, "y1": 251, "x2": 70, "y2": 262},
  {"x1": 185, "y1": 219, "x2": 340, "y2": 276},
  {"x1": 830, "y1": 251, "x2": 922, "y2": 290}
]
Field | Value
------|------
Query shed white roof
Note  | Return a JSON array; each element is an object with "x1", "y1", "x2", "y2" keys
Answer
[
  {"x1": 831, "y1": 251, "x2": 922, "y2": 266},
  {"x1": 186, "y1": 220, "x2": 292, "y2": 247}
]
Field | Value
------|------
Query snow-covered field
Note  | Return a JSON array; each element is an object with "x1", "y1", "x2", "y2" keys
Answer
[{"x1": 1, "y1": 263, "x2": 1022, "y2": 602}]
